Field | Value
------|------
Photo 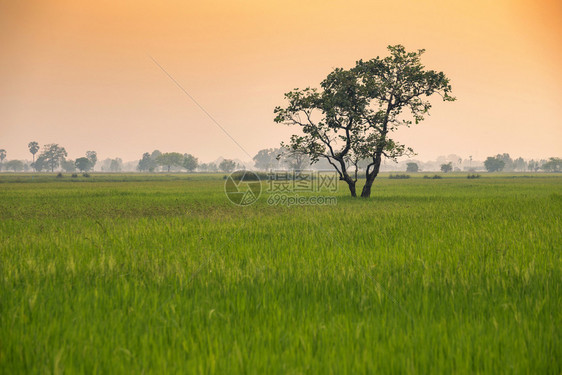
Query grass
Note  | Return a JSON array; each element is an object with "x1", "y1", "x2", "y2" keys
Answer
[{"x1": 1, "y1": 173, "x2": 561, "y2": 373}]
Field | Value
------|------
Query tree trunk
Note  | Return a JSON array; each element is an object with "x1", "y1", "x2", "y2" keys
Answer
[
  {"x1": 346, "y1": 180, "x2": 357, "y2": 197},
  {"x1": 360, "y1": 153, "x2": 383, "y2": 198},
  {"x1": 360, "y1": 180, "x2": 373, "y2": 198},
  {"x1": 361, "y1": 99, "x2": 392, "y2": 198}
]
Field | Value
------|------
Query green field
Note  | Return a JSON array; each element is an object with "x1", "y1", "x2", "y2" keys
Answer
[{"x1": 1, "y1": 173, "x2": 561, "y2": 373}]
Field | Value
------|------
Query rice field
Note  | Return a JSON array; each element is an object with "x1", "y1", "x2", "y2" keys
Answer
[{"x1": 1, "y1": 173, "x2": 561, "y2": 373}]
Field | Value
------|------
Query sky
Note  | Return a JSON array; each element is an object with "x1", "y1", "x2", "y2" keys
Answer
[{"x1": 1, "y1": 0, "x2": 561, "y2": 163}]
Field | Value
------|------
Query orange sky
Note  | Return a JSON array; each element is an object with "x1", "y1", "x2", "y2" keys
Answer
[{"x1": 1, "y1": 0, "x2": 561, "y2": 162}]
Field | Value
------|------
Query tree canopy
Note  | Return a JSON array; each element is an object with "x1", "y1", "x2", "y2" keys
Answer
[
  {"x1": 156, "y1": 152, "x2": 184, "y2": 172},
  {"x1": 38, "y1": 144, "x2": 67, "y2": 172},
  {"x1": 440, "y1": 162, "x2": 452, "y2": 173},
  {"x1": 86, "y1": 151, "x2": 97, "y2": 171},
  {"x1": 61, "y1": 159, "x2": 76, "y2": 173},
  {"x1": 137, "y1": 152, "x2": 156, "y2": 172},
  {"x1": 0, "y1": 149, "x2": 6, "y2": 171},
  {"x1": 183, "y1": 154, "x2": 198, "y2": 172},
  {"x1": 542, "y1": 157, "x2": 562, "y2": 172},
  {"x1": 5, "y1": 160, "x2": 25, "y2": 172},
  {"x1": 484, "y1": 156, "x2": 506, "y2": 172},
  {"x1": 406, "y1": 162, "x2": 419, "y2": 172},
  {"x1": 253, "y1": 148, "x2": 282, "y2": 171},
  {"x1": 75, "y1": 157, "x2": 92, "y2": 172},
  {"x1": 28, "y1": 141, "x2": 40, "y2": 166},
  {"x1": 219, "y1": 159, "x2": 236, "y2": 173}
]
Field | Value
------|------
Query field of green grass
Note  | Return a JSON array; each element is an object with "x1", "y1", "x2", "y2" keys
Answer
[{"x1": 1, "y1": 173, "x2": 561, "y2": 373}]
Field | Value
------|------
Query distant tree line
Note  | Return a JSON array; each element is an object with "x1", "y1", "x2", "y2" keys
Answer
[
  {"x1": 136, "y1": 150, "x2": 240, "y2": 173},
  {"x1": 483, "y1": 154, "x2": 561, "y2": 173},
  {"x1": 408, "y1": 154, "x2": 561, "y2": 174},
  {"x1": 0, "y1": 143, "x2": 116, "y2": 173},
  {"x1": 251, "y1": 147, "x2": 311, "y2": 171},
  {"x1": 0, "y1": 142, "x2": 560, "y2": 174}
]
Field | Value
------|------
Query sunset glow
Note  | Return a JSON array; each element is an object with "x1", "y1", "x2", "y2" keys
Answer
[{"x1": 1, "y1": 0, "x2": 561, "y2": 162}]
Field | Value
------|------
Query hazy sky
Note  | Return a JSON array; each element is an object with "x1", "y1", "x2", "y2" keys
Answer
[{"x1": 1, "y1": 0, "x2": 561, "y2": 163}]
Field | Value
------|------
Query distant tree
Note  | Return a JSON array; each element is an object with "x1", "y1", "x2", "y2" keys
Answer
[
  {"x1": 137, "y1": 152, "x2": 153, "y2": 172},
  {"x1": 109, "y1": 158, "x2": 123, "y2": 172},
  {"x1": 5, "y1": 160, "x2": 24, "y2": 172},
  {"x1": 440, "y1": 162, "x2": 452, "y2": 173},
  {"x1": 156, "y1": 152, "x2": 184, "y2": 172},
  {"x1": 274, "y1": 45, "x2": 454, "y2": 197},
  {"x1": 0, "y1": 149, "x2": 6, "y2": 171},
  {"x1": 32, "y1": 155, "x2": 47, "y2": 172},
  {"x1": 86, "y1": 151, "x2": 97, "y2": 171},
  {"x1": 207, "y1": 162, "x2": 218, "y2": 172},
  {"x1": 513, "y1": 157, "x2": 527, "y2": 171},
  {"x1": 38, "y1": 144, "x2": 67, "y2": 172},
  {"x1": 75, "y1": 157, "x2": 93, "y2": 172},
  {"x1": 28, "y1": 142, "x2": 40, "y2": 167},
  {"x1": 183, "y1": 154, "x2": 198, "y2": 172},
  {"x1": 541, "y1": 157, "x2": 562, "y2": 172},
  {"x1": 495, "y1": 153, "x2": 514, "y2": 171},
  {"x1": 281, "y1": 149, "x2": 311, "y2": 171},
  {"x1": 61, "y1": 159, "x2": 76, "y2": 173},
  {"x1": 253, "y1": 148, "x2": 282, "y2": 171},
  {"x1": 150, "y1": 150, "x2": 162, "y2": 172},
  {"x1": 406, "y1": 162, "x2": 419, "y2": 172},
  {"x1": 219, "y1": 159, "x2": 236, "y2": 173},
  {"x1": 484, "y1": 156, "x2": 505, "y2": 172},
  {"x1": 528, "y1": 160, "x2": 540, "y2": 172}
]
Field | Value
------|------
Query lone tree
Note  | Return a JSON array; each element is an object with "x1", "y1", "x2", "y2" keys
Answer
[{"x1": 274, "y1": 45, "x2": 454, "y2": 197}]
